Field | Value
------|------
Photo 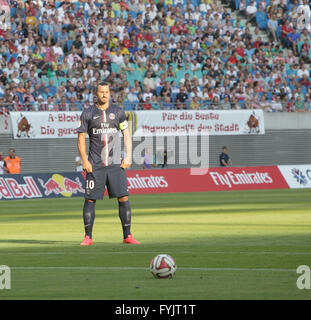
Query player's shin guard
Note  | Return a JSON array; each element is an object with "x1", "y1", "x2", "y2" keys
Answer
[
  {"x1": 118, "y1": 200, "x2": 131, "y2": 239},
  {"x1": 83, "y1": 200, "x2": 96, "y2": 239}
]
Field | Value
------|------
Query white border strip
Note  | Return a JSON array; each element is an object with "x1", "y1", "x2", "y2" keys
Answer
[
  {"x1": 10, "y1": 266, "x2": 295, "y2": 272},
  {"x1": 1, "y1": 251, "x2": 311, "y2": 256}
]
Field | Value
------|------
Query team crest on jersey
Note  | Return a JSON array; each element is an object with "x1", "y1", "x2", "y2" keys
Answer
[{"x1": 109, "y1": 113, "x2": 116, "y2": 120}]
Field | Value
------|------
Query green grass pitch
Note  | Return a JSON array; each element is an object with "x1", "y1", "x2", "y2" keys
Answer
[{"x1": 0, "y1": 189, "x2": 311, "y2": 300}]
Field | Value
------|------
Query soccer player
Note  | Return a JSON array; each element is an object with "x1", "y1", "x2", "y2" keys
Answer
[{"x1": 77, "y1": 82, "x2": 140, "y2": 245}]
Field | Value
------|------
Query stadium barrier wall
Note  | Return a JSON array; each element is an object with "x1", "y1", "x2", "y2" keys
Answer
[
  {"x1": 278, "y1": 165, "x2": 311, "y2": 189},
  {"x1": 2, "y1": 113, "x2": 311, "y2": 135},
  {"x1": 4, "y1": 165, "x2": 311, "y2": 200},
  {"x1": 8, "y1": 110, "x2": 265, "y2": 139},
  {"x1": 1, "y1": 165, "x2": 310, "y2": 200},
  {"x1": 0, "y1": 172, "x2": 85, "y2": 200}
]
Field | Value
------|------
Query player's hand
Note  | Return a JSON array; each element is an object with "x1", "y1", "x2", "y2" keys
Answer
[
  {"x1": 120, "y1": 157, "x2": 131, "y2": 169},
  {"x1": 83, "y1": 160, "x2": 93, "y2": 173}
]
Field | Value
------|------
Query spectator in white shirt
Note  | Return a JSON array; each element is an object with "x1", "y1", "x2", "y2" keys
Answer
[
  {"x1": 298, "y1": 0, "x2": 311, "y2": 25},
  {"x1": 246, "y1": 0, "x2": 257, "y2": 22},
  {"x1": 127, "y1": 87, "x2": 140, "y2": 102},
  {"x1": 298, "y1": 64, "x2": 310, "y2": 78},
  {"x1": 101, "y1": 64, "x2": 110, "y2": 80},
  {"x1": 53, "y1": 43, "x2": 64, "y2": 56},
  {"x1": 84, "y1": 41, "x2": 96, "y2": 59},
  {"x1": 111, "y1": 49, "x2": 124, "y2": 65},
  {"x1": 200, "y1": 0, "x2": 211, "y2": 13},
  {"x1": 142, "y1": 87, "x2": 153, "y2": 101},
  {"x1": 143, "y1": 71, "x2": 156, "y2": 92},
  {"x1": 270, "y1": 95, "x2": 283, "y2": 112}
]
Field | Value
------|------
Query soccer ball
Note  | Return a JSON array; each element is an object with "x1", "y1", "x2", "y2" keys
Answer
[{"x1": 150, "y1": 254, "x2": 177, "y2": 279}]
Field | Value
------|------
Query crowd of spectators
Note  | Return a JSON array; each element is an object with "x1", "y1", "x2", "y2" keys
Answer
[{"x1": 0, "y1": 0, "x2": 310, "y2": 112}]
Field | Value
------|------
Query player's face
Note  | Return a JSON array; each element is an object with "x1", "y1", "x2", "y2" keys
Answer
[{"x1": 97, "y1": 85, "x2": 110, "y2": 104}]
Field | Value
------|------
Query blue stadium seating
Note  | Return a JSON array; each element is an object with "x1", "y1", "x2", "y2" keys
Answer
[
  {"x1": 256, "y1": 11, "x2": 268, "y2": 30},
  {"x1": 156, "y1": 86, "x2": 163, "y2": 96},
  {"x1": 66, "y1": 40, "x2": 73, "y2": 52}
]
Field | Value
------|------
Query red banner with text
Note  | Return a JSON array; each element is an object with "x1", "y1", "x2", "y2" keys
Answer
[
  {"x1": 125, "y1": 166, "x2": 289, "y2": 194},
  {"x1": 0, "y1": 166, "x2": 290, "y2": 200}
]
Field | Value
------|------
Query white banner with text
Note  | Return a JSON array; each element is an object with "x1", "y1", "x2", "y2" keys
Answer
[{"x1": 10, "y1": 110, "x2": 265, "y2": 139}]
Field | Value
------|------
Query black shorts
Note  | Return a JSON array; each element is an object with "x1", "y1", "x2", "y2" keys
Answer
[{"x1": 85, "y1": 165, "x2": 129, "y2": 200}]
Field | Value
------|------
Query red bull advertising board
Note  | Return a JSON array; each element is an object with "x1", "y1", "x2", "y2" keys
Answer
[{"x1": 0, "y1": 173, "x2": 85, "y2": 200}]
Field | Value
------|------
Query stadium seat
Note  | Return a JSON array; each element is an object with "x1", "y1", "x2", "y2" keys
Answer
[
  {"x1": 17, "y1": 92, "x2": 24, "y2": 103},
  {"x1": 124, "y1": 102, "x2": 137, "y2": 111},
  {"x1": 194, "y1": 70, "x2": 203, "y2": 79},
  {"x1": 129, "y1": 11, "x2": 137, "y2": 18},
  {"x1": 298, "y1": 41, "x2": 305, "y2": 54},
  {"x1": 156, "y1": 86, "x2": 162, "y2": 96},
  {"x1": 171, "y1": 93, "x2": 177, "y2": 103},
  {"x1": 53, "y1": 32, "x2": 59, "y2": 43},
  {"x1": 38, "y1": 24, "x2": 44, "y2": 36},
  {"x1": 235, "y1": 0, "x2": 240, "y2": 10},
  {"x1": 10, "y1": 7, "x2": 16, "y2": 17},
  {"x1": 256, "y1": 12, "x2": 268, "y2": 30},
  {"x1": 111, "y1": 63, "x2": 119, "y2": 73},
  {"x1": 238, "y1": 100, "x2": 245, "y2": 109},
  {"x1": 66, "y1": 40, "x2": 73, "y2": 52},
  {"x1": 276, "y1": 26, "x2": 282, "y2": 39},
  {"x1": 74, "y1": 2, "x2": 80, "y2": 11}
]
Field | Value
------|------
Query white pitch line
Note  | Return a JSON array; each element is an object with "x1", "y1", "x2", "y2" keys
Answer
[
  {"x1": 10, "y1": 266, "x2": 296, "y2": 272},
  {"x1": 1, "y1": 251, "x2": 311, "y2": 256}
]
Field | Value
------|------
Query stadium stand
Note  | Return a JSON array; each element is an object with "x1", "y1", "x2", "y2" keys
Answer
[{"x1": 0, "y1": 0, "x2": 311, "y2": 112}]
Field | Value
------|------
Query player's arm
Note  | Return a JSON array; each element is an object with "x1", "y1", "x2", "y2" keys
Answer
[
  {"x1": 77, "y1": 111, "x2": 92, "y2": 173},
  {"x1": 121, "y1": 127, "x2": 132, "y2": 169},
  {"x1": 78, "y1": 132, "x2": 92, "y2": 173}
]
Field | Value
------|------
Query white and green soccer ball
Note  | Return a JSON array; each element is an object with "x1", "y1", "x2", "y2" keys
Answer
[{"x1": 150, "y1": 254, "x2": 177, "y2": 279}]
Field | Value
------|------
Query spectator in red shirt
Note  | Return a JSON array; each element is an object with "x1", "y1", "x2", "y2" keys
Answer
[
  {"x1": 170, "y1": 21, "x2": 187, "y2": 34},
  {"x1": 122, "y1": 35, "x2": 131, "y2": 48},
  {"x1": 142, "y1": 96, "x2": 152, "y2": 110},
  {"x1": 300, "y1": 74, "x2": 311, "y2": 88},
  {"x1": 236, "y1": 43, "x2": 245, "y2": 58},
  {"x1": 281, "y1": 20, "x2": 292, "y2": 48},
  {"x1": 253, "y1": 37, "x2": 264, "y2": 49},
  {"x1": 143, "y1": 29, "x2": 153, "y2": 42},
  {"x1": 301, "y1": 39, "x2": 311, "y2": 63},
  {"x1": 228, "y1": 51, "x2": 238, "y2": 64}
]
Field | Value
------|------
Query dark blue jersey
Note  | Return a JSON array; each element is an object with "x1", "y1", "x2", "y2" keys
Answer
[
  {"x1": 77, "y1": 104, "x2": 128, "y2": 168},
  {"x1": 219, "y1": 152, "x2": 230, "y2": 167}
]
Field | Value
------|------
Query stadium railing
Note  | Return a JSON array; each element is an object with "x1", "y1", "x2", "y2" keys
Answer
[{"x1": 0, "y1": 101, "x2": 307, "y2": 112}]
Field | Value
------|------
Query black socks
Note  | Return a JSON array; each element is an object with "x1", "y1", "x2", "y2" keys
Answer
[
  {"x1": 83, "y1": 200, "x2": 96, "y2": 239},
  {"x1": 83, "y1": 199, "x2": 132, "y2": 240},
  {"x1": 118, "y1": 200, "x2": 132, "y2": 239}
]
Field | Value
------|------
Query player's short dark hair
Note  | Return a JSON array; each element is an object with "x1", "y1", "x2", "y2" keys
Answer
[
  {"x1": 222, "y1": 146, "x2": 227, "y2": 150},
  {"x1": 98, "y1": 81, "x2": 110, "y2": 88}
]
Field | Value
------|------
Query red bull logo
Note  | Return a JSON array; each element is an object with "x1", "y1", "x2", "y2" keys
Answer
[
  {"x1": 63, "y1": 177, "x2": 85, "y2": 194},
  {"x1": 38, "y1": 174, "x2": 84, "y2": 197}
]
